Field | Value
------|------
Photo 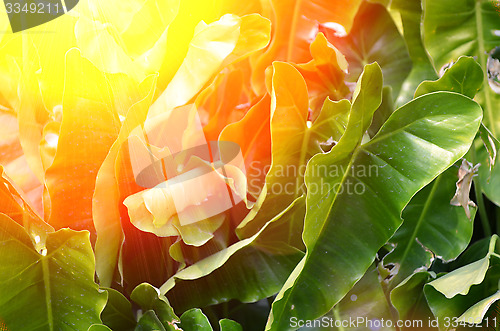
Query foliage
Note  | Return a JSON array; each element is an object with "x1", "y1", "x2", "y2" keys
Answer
[{"x1": 0, "y1": 0, "x2": 499, "y2": 330}]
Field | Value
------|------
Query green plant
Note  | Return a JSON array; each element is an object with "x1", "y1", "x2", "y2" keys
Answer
[{"x1": 0, "y1": 0, "x2": 499, "y2": 330}]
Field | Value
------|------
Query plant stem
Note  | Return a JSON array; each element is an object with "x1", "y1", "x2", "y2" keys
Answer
[
  {"x1": 333, "y1": 306, "x2": 345, "y2": 331},
  {"x1": 471, "y1": 143, "x2": 492, "y2": 236},
  {"x1": 496, "y1": 210, "x2": 500, "y2": 236}
]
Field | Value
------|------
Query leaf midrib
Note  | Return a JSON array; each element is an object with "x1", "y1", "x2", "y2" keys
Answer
[
  {"x1": 272, "y1": 93, "x2": 369, "y2": 330},
  {"x1": 397, "y1": 174, "x2": 442, "y2": 275},
  {"x1": 273, "y1": 97, "x2": 462, "y2": 328},
  {"x1": 287, "y1": 0, "x2": 303, "y2": 61},
  {"x1": 41, "y1": 256, "x2": 54, "y2": 331},
  {"x1": 270, "y1": 118, "x2": 362, "y2": 331}
]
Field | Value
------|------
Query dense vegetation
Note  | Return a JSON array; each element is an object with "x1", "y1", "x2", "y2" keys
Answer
[{"x1": 0, "y1": 0, "x2": 499, "y2": 330}]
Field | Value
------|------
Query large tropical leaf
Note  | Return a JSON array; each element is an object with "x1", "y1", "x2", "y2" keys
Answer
[
  {"x1": 293, "y1": 33, "x2": 350, "y2": 117},
  {"x1": 383, "y1": 165, "x2": 476, "y2": 288},
  {"x1": 423, "y1": 0, "x2": 500, "y2": 136},
  {"x1": 131, "y1": 283, "x2": 179, "y2": 331},
  {"x1": 250, "y1": 0, "x2": 362, "y2": 94},
  {"x1": 390, "y1": 0, "x2": 438, "y2": 106},
  {"x1": 0, "y1": 214, "x2": 107, "y2": 330},
  {"x1": 100, "y1": 288, "x2": 136, "y2": 331},
  {"x1": 44, "y1": 49, "x2": 121, "y2": 231},
  {"x1": 161, "y1": 197, "x2": 305, "y2": 311},
  {"x1": 414, "y1": 56, "x2": 484, "y2": 99},
  {"x1": 0, "y1": 109, "x2": 42, "y2": 214},
  {"x1": 237, "y1": 62, "x2": 351, "y2": 239},
  {"x1": 93, "y1": 75, "x2": 159, "y2": 287},
  {"x1": 381, "y1": 54, "x2": 483, "y2": 288},
  {"x1": 149, "y1": 13, "x2": 271, "y2": 116},
  {"x1": 0, "y1": 165, "x2": 52, "y2": 248},
  {"x1": 324, "y1": 2, "x2": 412, "y2": 99},
  {"x1": 267, "y1": 82, "x2": 482, "y2": 329},
  {"x1": 326, "y1": 264, "x2": 395, "y2": 331},
  {"x1": 266, "y1": 62, "x2": 383, "y2": 329},
  {"x1": 219, "y1": 95, "x2": 272, "y2": 198},
  {"x1": 424, "y1": 235, "x2": 500, "y2": 329},
  {"x1": 391, "y1": 271, "x2": 437, "y2": 330}
]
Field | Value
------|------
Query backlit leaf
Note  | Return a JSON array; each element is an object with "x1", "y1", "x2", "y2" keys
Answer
[{"x1": 0, "y1": 214, "x2": 107, "y2": 331}]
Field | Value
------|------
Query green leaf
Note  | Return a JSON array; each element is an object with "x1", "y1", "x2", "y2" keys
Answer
[
  {"x1": 267, "y1": 85, "x2": 482, "y2": 328},
  {"x1": 291, "y1": 265, "x2": 395, "y2": 330},
  {"x1": 477, "y1": 125, "x2": 500, "y2": 206},
  {"x1": 423, "y1": 0, "x2": 500, "y2": 136},
  {"x1": 237, "y1": 62, "x2": 351, "y2": 239},
  {"x1": 136, "y1": 311, "x2": 167, "y2": 331},
  {"x1": 334, "y1": 264, "x2": 395, "y2": 331},
  {"x1": 267, "y1": 62, "x2": 385, "y2": 330},
  {"x1": 162, "y1": 198, "x2": 305, "y2": 312},
  {"x1": 0, "y1": 214, "x2": 107, "y2": 331},
  {"x1": 368, "y1": 86, "x2": 394, "y2": 138},
  {"x1": 325, "y1": 2, "x2": 412, "y2": 99},
  {"x1": 383, "y1": 166, "x2": 476, "y2": 288},
  {"x1": 219, "y1": 319, "x2": 243, "y2": 331},
  {"x1": 391, "y1": 271, "x2": 437, "y2": 328},
  {"x1": 415, "y1": 56, "x2": 484, "y2": 98},
  {"x1": 426, "y1": 235, "x2": 500, "y2": 299},
  {"x1": 179, "y1": 309, "x2": 213, "y2": 331},
  {"x1": 390, "y1": 0, "x2": 438, "y2": 106},
  {"x1": 424, "y1": 236, "x2": 500, "y2": 328},
  {"x1": 450, "y1": 236, "x2": 492, "y2": 268},
  {"x1": 166, "y1": 244, "x2": 304, "y2": 312},
  {"x1": 130, "y1": 283, "x2": 180, "y2": 330},
  {"x1": 241, "y1": 96, "x2": 350, "y2": 252},
  {"x1": 101, "y1": 288, "x2": 136, "y2": 331},
  {"x1": 458, "y1": 291, "x2": 500, "y2": 324}
]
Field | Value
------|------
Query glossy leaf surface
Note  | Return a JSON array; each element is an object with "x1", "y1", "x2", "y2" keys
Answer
[
  {"x1": 268, "y1": 84, "x2": 482, "y2": 329},
  {"x1": 0, "y1": 214, "x2": 107, "y2": 331}
]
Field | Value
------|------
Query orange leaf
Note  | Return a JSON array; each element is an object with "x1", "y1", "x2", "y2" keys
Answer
[
  {"x1": 0, "y1": 166, "x2": 53, "y2": 248},
  {"x1": 44, "y1": 50, "x2": 122, "y2": 231},
  {"x1": 294, "y1": 33, "x2": 350, "y2": 119},
  {"x1": 238, "y1": 62, "x2": 351, "y2": 238},
  {"x1": 150, "y1": 13, "x2": 270, "y2": 117},
  {"x1": 0, "y1": 110, "x2": 44, "y2": 215},
  {"x1": 220, "y1": 95, "x2": 272, "y2": 198},
  {"x1": 199, "y1": 69, "x2": 246, "y2": 141},
  {"x1": 92, "y1": 74, "x2": 160, "y2": 286},
  {"x1": 251, "y1": 0, "x2": 362, "y2": 94}
]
